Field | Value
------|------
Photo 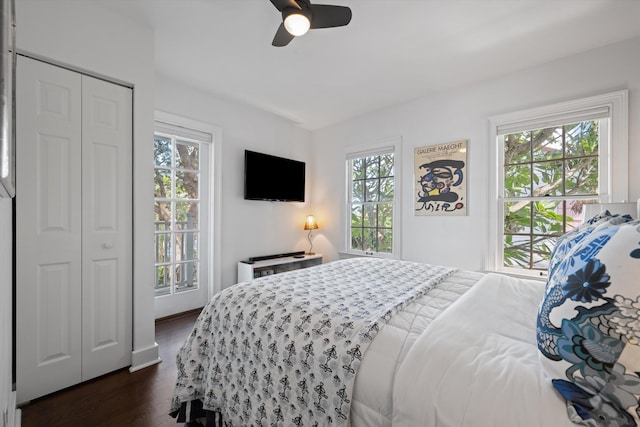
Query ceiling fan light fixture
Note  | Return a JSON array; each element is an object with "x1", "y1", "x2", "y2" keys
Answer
[
  {"x1": 270, "y1": 0, "x2": 351, "y2": 47},
  {"x1": 284, "y1": 11, "x2": 310, "y2": 36}
]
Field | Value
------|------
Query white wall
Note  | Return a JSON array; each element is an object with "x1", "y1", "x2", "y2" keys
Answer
[
  {"x1": 15, "y1": 0, "x2": 159, "y2": 371},
  {"x1": 155, "y1": 74, "x2": 314, "y2": 289},
  {"x1": 311, "y1": 37, "x2": 640, "y2": 270}
]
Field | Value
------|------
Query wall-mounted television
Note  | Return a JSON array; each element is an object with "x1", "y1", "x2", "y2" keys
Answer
[{"x1": 244, "y1": 150, "x2": 305, "y2": 202}]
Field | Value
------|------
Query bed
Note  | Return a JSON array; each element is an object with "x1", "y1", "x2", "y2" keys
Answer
[{"x1": 170, "y1": 213, "x2": 640, "y2": 427}]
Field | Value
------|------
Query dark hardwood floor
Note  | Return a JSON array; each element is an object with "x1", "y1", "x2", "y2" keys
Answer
[{"x1": 20, "y1": 309, "x2": 201, "y2": 427}]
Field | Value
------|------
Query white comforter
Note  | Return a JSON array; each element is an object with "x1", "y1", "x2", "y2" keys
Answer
[
  {"x1": 350, "y1": 270, "x2": 482, "y2": 426},
  {"x1": 392, "y1": 273, "x2": 575, "y2": 427}
]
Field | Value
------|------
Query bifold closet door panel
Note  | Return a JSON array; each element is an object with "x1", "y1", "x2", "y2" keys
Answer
[
  {"x1": 80, "y1": 75, "x2": 132, "y2": 381},
  {"x1": 16, "y1": 56, "x2": 133, "y2": 403},
  {"x1": 16, "y1": 56, "x2": 84, "y2": 403}
]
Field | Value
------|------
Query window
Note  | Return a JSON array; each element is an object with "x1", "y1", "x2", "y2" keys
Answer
[
  {"x1": 346, "y1": 140, "x2": 401, "y2": 257},
  {"x1": 489, "y1": 91, "x2": 628, "y2": 276},
  {"x1": 153, "y1": 123, "x2": 211, "y2": 297}
]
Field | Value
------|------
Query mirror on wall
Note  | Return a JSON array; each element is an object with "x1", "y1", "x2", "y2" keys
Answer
[{"x1": 0, "y1": 0, "x2": 15, "y2": 198}]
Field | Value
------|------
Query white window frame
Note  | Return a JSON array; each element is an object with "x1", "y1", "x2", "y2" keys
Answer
[
  {"x1": 344, "y1": 137, "x2": 402, "y2": 259},
  {"x1": 153, "y1": 111, "x2": 222, "y2": 317},
  {"x1": 487, "y1": 91, "x2": 628, "y2": 277},
  {"x1": 153, "y1": 130, "x2": 206, "y2": 296}
]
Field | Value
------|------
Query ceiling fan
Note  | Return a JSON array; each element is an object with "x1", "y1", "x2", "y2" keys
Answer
[{"x1": 269, "y1": 0, "x2": 352, "y2": 47}]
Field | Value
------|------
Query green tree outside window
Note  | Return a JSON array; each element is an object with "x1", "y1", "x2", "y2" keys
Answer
[
  {"x1": 350, "y1": 153, "x2": 394, "y2": 254},
  {"x1": 502, "y1": 121, "x2": 599, "y2": 270}
]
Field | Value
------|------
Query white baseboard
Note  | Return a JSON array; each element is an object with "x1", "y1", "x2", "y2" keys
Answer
[
  {"x1": 129, "y1": 342, "x2": 161, "y2": 373},
  {"x1": 5, "y1": 391, "x2": 20, "y2": 427},
  {"x1": 13, "y1": 408, "x2": 20, "y2": 427}
]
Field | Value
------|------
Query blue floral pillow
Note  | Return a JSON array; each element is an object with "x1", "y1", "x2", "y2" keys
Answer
[
  {"x1": 548, "y1": 211, "x2": 632, "y2": 278},
  {"x1": 537, "y1": 220, "x2": 640, "y2": 426}
]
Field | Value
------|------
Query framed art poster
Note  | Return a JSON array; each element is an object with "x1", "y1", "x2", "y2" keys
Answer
[{"x1": 414, "y1": 140, "x2": 467, "y2": 216}]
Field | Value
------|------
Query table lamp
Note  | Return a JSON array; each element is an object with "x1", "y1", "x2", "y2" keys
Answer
[{"x1": 304, "y1": 214, "x2": 319, "y2": 255}]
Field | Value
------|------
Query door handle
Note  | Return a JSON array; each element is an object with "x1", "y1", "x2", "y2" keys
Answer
[{"x1": 103, "y1": 241, "x2": 114, "y2": 249}]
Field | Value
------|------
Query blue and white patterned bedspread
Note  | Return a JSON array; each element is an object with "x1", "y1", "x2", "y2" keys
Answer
[{"x1": 170, "y1": 257, "x2": 457, "y2": 426}]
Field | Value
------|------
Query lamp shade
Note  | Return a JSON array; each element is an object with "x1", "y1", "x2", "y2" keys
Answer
[{"x1": 304, "y1": 214, "x2": 318, "y2": 230}]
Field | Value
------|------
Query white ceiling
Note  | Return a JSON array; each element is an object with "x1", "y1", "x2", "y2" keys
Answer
[{"x1": 102, "y1": 0, "x2": 640, "y2": 130}]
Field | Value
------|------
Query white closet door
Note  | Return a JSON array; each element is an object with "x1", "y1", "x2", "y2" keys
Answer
[
  {"x1": 16, "y1": 57, "x2": 133, "y2": 403},
  {"x1": 81, "y1": 75, "x2": 132, "y2": 380},
  {"x1": 16, "y1": 57, "x2": 83, "y2": 402}
]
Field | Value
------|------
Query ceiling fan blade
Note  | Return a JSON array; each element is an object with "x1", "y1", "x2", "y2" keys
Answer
[
  {"x1": 269, "y1": 0, "x2": 301, "y2": 12},
  {"x1": 272, "y1": 22, "x2": 295, "y2": 46},
  {"x1": 309, "y1": 4, "x2": 352, "y2": 29}
]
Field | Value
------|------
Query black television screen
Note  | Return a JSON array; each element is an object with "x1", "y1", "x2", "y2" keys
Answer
[{"x1": 244, "y1": 150, "x2": 305, "y2": 202}]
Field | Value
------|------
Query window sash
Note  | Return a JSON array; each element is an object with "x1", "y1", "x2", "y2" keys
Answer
[
  {"x1": 488, "y1": 91, "x2": 628, "y2": 277},
  {"x1": 154, "y1": 132, "x2": 203, "y2": 295},
  {"x1": 498, "y1": 120, "x2": 605, "y2": 275},
  {"x1": 346, "y1": 145, "x2": 398, "y2": 257}
]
